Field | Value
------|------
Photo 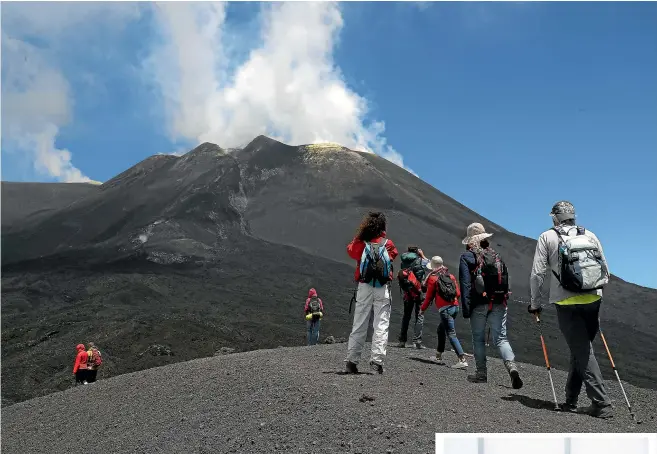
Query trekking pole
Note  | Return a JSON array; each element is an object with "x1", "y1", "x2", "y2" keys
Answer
[
  {"x1": 598, "y1": 321, "x2": 636, "y2": 421},
  {"x1": 535, "y1": 314, "x2": 560, "y2": 411},
  {"x1": 486, "y1": 327, "x2": 491, "y2": 347},
  {"x1": 348, "y1": 287, "x2": 356, "y2": 314}
]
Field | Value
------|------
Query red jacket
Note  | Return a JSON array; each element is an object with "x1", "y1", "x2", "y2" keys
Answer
[
  {"x1": 347, "y1": 234, "x2": 398, "y2": 282},
  {"x1": 73, "y1": 344, "x2": 88, "y2": 373},
  {"x1": 304, "y1": 288, "x2": 324, "y2": 313},
  {"x1": 421, "y1": 268, "x2": 460, "y2": 312}
]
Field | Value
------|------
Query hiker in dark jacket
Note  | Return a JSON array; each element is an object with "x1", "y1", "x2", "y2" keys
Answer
[
  {"x1": 459, "y1": 222, "x2": 523, "y2": 389},
  {"x1": 304, "y1": 288, "x2": 324, "y2": 346},
  {"x1": 397, "y1": 246, "x2": 429, "y2": 349},
  {"x1": 345, "y1": 212, "x2": 398, "y2": 375}
]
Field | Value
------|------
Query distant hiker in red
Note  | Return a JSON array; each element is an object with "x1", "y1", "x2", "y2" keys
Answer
[
  {"x1": 305, "y1": 288, "x2": 324, "y2": 346},
  {"x1": 419, "y1": 256, "x2": 468, "y2": 369},
  {"x1": 345, "y1": 212, "x2": 398, "y2": 375},
  {"x1": 73, "y1": 344, "x2": 89, "y2": 385},
  {"x1": 86, "y1": 342, "x2": 103, "y2": 383}
]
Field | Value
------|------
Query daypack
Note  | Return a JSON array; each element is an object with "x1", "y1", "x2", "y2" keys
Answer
[
  {"x1": 473, "y1": 248, "x2": 509, "y2": 305},
  {"x1": 359, "y1": 239, "x2": 393, "y2": 287},
  {"x1": 87, "y1": 347, "x2": 102, "y2": 368},
  {"x1": 552, "y1": 226, "x2": 609, "y2": 292},
  {"x1": 397, "y1": 269, "x2": 421, "y2": 300},
  {"x1": 436, "y1": 270, "x2": 458, "y2": 302},
  {"x1": 400, "y1": 252, "x2": 426, "y2": 283},
  {"x1": 308, "y1": 296, "x2": 322, "y2": 321}
]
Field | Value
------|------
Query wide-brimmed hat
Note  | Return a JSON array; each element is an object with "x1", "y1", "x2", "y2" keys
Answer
[
  {"x1": 461, "y1": 222, "x2": 493, "y2": 245},
  {"x1": 426, "y1": 256, "x2": 444, "y2": 271}
]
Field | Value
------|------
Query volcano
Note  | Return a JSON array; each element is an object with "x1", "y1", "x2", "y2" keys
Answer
[{"x1": 2, "y1": 135, "x2": 656, "y2": 406}]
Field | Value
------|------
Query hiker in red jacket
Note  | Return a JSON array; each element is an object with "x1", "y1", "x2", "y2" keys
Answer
[
  {"x1": 72, "y1": 344, "x2": 89, "y2": 385},
  {"x1": 344, "y1": 211, "x2": 398, "y2": 375},
  {"x1": 419, "y1": 256, "x2": 468, "y2": 369},
  {"x1": 304, "y1": 288, "x2": 324, "y2": 346}
]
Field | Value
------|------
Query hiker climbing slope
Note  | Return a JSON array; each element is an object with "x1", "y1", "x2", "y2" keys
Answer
[
  {"x1": 459, "y1": 223, "x2": 523, "y2": 389},
  {"x1": 529, "y1": 201, "x2": 612, "y2": 418},
  {"x1": 304, "y1": 288, "x2": 324, "y2": 346},
  {"x1": 73, "y1": 344, "x2": 89, "y2": 385},
  {"x1": 397, "y1": 246, "x2": 428, "y2": 349},
  {"x1": 86, "y1": 342, "x2": 103, "y2": 383},
  {"x1": 345, "y1": 212, "x2": 398, "y2": 375},
  {"x1": 419, "y1": 256, "x2": 468, "y2": 369}
]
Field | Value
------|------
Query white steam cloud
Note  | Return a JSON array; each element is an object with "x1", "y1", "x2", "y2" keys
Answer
[{"x1": 147, "y1": 2, "x2": 411, "y2": 171}]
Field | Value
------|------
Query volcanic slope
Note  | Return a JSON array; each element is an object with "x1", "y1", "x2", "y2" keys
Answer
[
  {"x1": 2, "y1": 344, "x2": 655, "y2": 454},
  {"x1": 2, "y1": 136, "x2": 656, "y2": 406}
]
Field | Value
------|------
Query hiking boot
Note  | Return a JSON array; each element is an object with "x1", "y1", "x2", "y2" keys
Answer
[
  {"x1": 397, "y1": 342, "x2": 406, "y2": 348},
  {"x1": 414, "y1": 343, "x2": 426, "y2": 350},
  {"x1": 559, "y1": 402, "x2": 577, "y2": 413},
  {"x1": 467, "y1": 370, "x2": 487, "y2": 383},
  {"x1": 577, "y1": 403, "x2": 613, "y2": 419},
  {"x1": 504, "y1": 360, "x2": 524, "y2": 390},
  {"x1": 432, "y1": 352, "x2": 445, "y2": 364},
  {"x1": 451, "y1": 359, "x2": 468, "y2": 370},
  {"x1": 345, "y1": 361, "x2": 359, "y2": 374},
  {"x1": 370, "y1": 361, "x2": 384, "y2": 375}
]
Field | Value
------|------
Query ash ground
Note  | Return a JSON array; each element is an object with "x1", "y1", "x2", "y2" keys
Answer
[{"x1": 2, "y1": 344, "x2": 654, "y2": 454}]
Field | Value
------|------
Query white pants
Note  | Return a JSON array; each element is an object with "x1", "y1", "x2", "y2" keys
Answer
[{"x1": 345, "y1": 282, "x2": 392, "y2": 366}]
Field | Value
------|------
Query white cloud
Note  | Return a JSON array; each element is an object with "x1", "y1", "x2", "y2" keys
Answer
[
  {"x1": 147, "y1": 1, "x2": 413, "y2": 173},
  {"x1": 1, "y1": 2, "x2": 140, "y2": 183}
]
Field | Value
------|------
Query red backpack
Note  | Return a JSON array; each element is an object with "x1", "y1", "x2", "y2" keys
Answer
[
  {"x1": 88, "y1": 347, "x2": 102, "y2": 367},
  {"x1": 397, "y1": 269, "x2": 421, "y2": 300}
]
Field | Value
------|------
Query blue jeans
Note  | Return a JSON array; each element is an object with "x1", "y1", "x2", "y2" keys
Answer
[
  {"x1": 437, "y1": 305, "x2": 465, "y2": 357},
  {"x1": 307, "y1": 319, "x2": 321, "y2": 346},
  {"x1": 469, "y1": 304, "x2": 515, "y2": 372}
]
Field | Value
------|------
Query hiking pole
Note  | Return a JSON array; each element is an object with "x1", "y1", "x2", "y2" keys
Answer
[
  {"x1": 348, "y1": 287, "x2": 356, "y2": 314},
  {"x1": 486, "y1": 327, "x2": 491, "y2": 347},
  {"x1": 598, "y1": 323, "x2": 636, "y2": 422},
  {"x1": 535, "y1": 314, "x2": 560, "y2": 411}
]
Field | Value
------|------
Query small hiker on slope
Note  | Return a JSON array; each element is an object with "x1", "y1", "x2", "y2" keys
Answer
[
  {"x1": 397, "y1": 246, "x2": 429, "y2": 349},
  {"x1": 529, "y1": 201, "x2": 612, "y2": 418},
  {"x1": 345, "y1": 211, "x2": 398, "y2": 375},
  {"x1": 304, "y1": 288, "x2": 324, "y2": 346},
  {"x1": 458, "y1": 223, "x2": 523, "y2": 389},
  {"x1": 419, "y1": 256, "x2": 468, "y2": 369},
  {"x1": 86, "y1": 342, "x2": 103, "y2": 383},
  {"x1": 73, "y1": 344, "x2": 89, "y2": 385}
]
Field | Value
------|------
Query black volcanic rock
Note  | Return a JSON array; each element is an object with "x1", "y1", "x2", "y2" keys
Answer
[{"x1": 2, "y1": 136, "x2": 656, "y2": 406}]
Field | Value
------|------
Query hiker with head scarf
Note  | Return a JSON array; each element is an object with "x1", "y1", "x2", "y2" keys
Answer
[
  {"x1": 344, "y1": 211, "x2": 398, "y2": 375},
  {"x1": 86, "y1": 342, "x2": 102, "y2": 383},
  {"x1": 419, "y1": 256, "x2": 468, "y2": 369},
  {"x1": 304, "y1": 288, "x2": 324, "y2": 346},
  {"x1": 72, "y1": 344, "x2": 89, "y2": 385},
  {"x1": 458, "y1": 223, "x2": 523, "y2": 389}
]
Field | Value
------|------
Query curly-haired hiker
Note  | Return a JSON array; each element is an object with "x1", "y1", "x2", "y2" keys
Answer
[
  {"x1": 345, "y1": 212, "x2": 398, "y2": 374},
  {"x1": 419, "y1": 256, "x2": 468, "y2": 369},
  {"x1": 304, "y1": 288, "x2": 324, "y2": 346},
  {"x1": 458, "y1": 223, "x2": 523, "y2": 389},
  {"x1": 529, "y1": 201, "x2": 612, "y2": 419}
]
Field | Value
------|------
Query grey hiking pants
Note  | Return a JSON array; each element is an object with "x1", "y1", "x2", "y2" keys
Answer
[{"x1": 555, "y1": 299, "x2": 611, "y2": 407}]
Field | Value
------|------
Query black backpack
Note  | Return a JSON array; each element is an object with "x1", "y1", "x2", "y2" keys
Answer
[
  {"x1": 308, "y1": 296, "x2": 321, "y2": 321},
  {"x1": 400, "y1": 252, "x2": 426, "y2": 283},
  {"x1": 436, "y1": 270, "x2": 457, "y2": 302},
  {"x1": 473, "y1": 248, "x2": 509, "y2": 304}
]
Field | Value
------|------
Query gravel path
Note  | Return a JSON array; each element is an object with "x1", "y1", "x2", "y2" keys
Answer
[{"x1": 3, "y1": 344, "x2": 655, "y2": 454}]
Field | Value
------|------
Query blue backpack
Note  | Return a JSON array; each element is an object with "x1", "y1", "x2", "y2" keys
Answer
[{"x1": 359, "y1": 239, "x2": 393, "y2": 287}]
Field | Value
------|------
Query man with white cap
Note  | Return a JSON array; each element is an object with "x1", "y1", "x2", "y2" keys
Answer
[
  {"x1": 458, "y1": 222, "x2": 523, "y2": 389},
  {"x1": 529, "y1": 201, "x2": 612, "y2": 418},
  {"x1": 419, "y1": 255, "x2": 468, "y2": 369}
]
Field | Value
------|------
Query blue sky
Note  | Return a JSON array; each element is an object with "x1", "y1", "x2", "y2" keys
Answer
[{"x1": 2, "y1": 2, "x2": 656, "y2": 288}]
